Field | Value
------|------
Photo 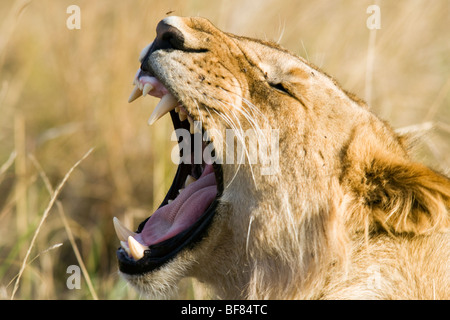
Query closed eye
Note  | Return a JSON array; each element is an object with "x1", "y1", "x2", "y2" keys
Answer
[{"x1": 269, "y1": 82, "x2": 290, "y2": 95}]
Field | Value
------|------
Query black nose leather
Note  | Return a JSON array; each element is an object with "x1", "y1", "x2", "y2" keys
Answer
[
  {"x1": 140, "y1": 21, "x2": 185, "y2": 72},
  {"x1": 155, "y1": 20, "x2": 185, "y2": 51}
]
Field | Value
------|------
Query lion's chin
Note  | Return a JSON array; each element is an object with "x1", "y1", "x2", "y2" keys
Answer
[{"x1": 118, "y1": 251, "x2": 195, "y2": 299}]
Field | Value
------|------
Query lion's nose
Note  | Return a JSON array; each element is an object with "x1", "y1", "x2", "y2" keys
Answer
[
  {"x1": 154, "y1": 19, "x2": 185, "y2": 51},
  {"x1": 140, "y1": 19, "x2": 185, "y2": 72}
]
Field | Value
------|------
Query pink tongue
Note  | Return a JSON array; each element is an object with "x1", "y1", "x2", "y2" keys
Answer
[{"x1": 141, "y1": 165, "x2": 217, "y2": 246}]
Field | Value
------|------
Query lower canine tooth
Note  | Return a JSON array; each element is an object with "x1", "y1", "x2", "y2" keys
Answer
[
  {"x1": 120, "y1": 241, "x2": 131, "y2": 256},
  {"x1": 128, "y1": 236, "x2": 148, "y2": 260}
]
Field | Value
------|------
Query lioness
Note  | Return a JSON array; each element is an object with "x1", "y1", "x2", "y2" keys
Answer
[{"x1": 115, "y1": 16, "x2": 449, "y2": 299}]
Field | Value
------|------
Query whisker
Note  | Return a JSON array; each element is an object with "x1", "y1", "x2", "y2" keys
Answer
[
  {"x1": 193, "y1": 99, "x2": 205, "y2": 124},
  {"x1": 211, "y1": 108, "x2": 245, "y2": 189},
  {"x1": 211, "y1": 98, "x2": 258, "y2": 188},
  {"x1": 188, "y1": 86, "x2": 274, "y2": 188}
]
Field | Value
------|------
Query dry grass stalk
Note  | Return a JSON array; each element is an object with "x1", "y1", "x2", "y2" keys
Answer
[{"x1": 10, "y1": 148, "x2": 94, "y2": 300}]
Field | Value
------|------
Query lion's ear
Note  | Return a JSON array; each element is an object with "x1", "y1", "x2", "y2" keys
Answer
[{"x1": 365, "y1": 158, "x2": 450, "y2": 235}]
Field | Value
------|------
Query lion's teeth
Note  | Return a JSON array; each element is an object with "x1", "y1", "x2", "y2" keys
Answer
[
  {"x1": 139, "y1": 43, "x2": 152, "y2": 62},
  {"x1": 120, "y1": 241, "x2": 131, "y2": 256},
  {"x1": 128, "y1": 85, "x2": 143, "y2": 103},
  {"x1": 179, "y1": 112, "x2": 187, "y2": 122},
  {"x1": 128, "y1": 236, "x2": 148, "y2": 260},
  {"x1": 188, "y1": 117, "x2": 195, "y2": 134},
  {"x1": 179, "y1": 108, "x2": 188, "y2": 121},
  {"x1": 203, "y1": 130, "x2": 211, "y2": 142},
  {"x1": 113, "y1": 217, "x2": 136, "y2": 241},
  {"x1": 143, "y1": 83, "x2": 153, "y2": 96},
  {"x1": 132, "y1": 69, "x2": 140, "y2": 85},
  {"x1": 185, "y1": 175, "x2": 196, "y2": 187},
  {"x1": 148, "y1": 93, "x2": 178, "y2": 125}
]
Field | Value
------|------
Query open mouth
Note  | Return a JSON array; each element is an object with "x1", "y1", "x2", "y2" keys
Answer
[{"x1": 115, "y1": 68, "x2": 224, "y2": 275}]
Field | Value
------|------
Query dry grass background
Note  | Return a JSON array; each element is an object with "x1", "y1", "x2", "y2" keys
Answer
[{"x1": 0, "y1": 0, "x2": 448, "y2": 299}]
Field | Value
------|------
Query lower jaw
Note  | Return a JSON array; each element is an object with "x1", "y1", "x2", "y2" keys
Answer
[{"x1": 117, "y1": 197, "x2": 220, "y2": 275}]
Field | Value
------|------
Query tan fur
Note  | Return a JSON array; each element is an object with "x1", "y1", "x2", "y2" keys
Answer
[{"x1": 125, "y1": 16, "x2": 450, "y2": 299}]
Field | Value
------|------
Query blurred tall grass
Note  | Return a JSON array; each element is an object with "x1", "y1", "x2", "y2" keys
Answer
[{"x1": 0, "y1": 0, "x2": 448, "y2": 299}]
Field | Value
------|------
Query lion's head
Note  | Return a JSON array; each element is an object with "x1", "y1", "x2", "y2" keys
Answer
[{"x1": 116, "y1": 16, "x2": 450, "y2": 299}]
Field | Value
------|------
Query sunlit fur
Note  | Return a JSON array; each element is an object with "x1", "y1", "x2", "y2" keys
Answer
[{"x1": 123, "y1": 16, "x2": 450, "y2": 299}]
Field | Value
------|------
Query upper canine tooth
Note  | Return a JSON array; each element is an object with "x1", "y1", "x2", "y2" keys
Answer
[
  {"x1": 113, "y1": 217, "x2": 136, "y2": 241},
  {"x1": 185, "y1": 175, "x2": 196, "y2": 187},
  {"x1": 148, "y1": 93, "x2": 178, "y2": 125},
  {"x1": 128, "y1": 85, "x2": 143, "y2": 103},
  {"x1": 128, "y1": 236, "x2": 148, "y2": 260},
  {"x1": 143, "y1": 83, "x2": 153, "y2": 96}
]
